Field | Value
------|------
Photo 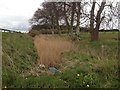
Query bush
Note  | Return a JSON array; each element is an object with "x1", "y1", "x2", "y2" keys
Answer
[{"x1": 29, "y1": 30, "x2": 40, "y2": 37}]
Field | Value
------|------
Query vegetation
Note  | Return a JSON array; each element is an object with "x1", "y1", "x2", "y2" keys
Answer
[
  {"x1": 34, "y1": 35, "x2": 74, "y2": 67},
  {"x1": 2, "y1": 32, "x2": 119, "y2": 88},
  {"x1": 2, "y1": 32, "x2": 37, "y2": 87},
  {"x1": 30, "y1": 1, "x2": 118, "y2": 41},
  {"x1": 59, "y1": 32, "x2": 119, "y2": 88},
  {"x1": 1, "y1": 0, "x2": 119, "y2": 89}
]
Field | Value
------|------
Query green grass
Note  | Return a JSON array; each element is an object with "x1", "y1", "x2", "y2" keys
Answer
[
  {"x1": 59, "y1": 32, "x2": 119, "y2": 88},
  {"x1": 2, "y1": 32, "x2": 119, "y2": 88},
  {"x1": 2, "y1": 32, "x2": 37, "y2": 87}
]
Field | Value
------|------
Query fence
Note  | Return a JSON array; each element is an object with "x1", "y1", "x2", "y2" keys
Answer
[{"x1": 0, "y1": 28, "x2": 21, "y2": 33}]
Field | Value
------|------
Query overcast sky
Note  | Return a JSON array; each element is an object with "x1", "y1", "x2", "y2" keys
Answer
[
  {"x1": 0, "y1": 0, "x2": 119, "y2": 31},
  {"x1": 0, "y1": 0, "x2": 44, "y2": 31}
]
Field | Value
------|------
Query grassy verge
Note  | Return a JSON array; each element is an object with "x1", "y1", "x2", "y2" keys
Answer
[
  {"x1": 2, "y1": 32, "x2": 37, "y2": 87},
  {"x1": 2, "y1": 32, "x2": 119, "y2": 88},
  {"x1": 58, "y1": 32, "x2": 119, "y2": 88}
]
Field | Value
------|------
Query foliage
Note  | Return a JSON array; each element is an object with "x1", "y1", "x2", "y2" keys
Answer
[{"x1": 28, "y1": 29, "x2": 40, "y2": 37}]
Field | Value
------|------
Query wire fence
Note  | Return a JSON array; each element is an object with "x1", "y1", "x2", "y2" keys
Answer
[
  {"x1": 0, "y1": 28, "x2": 21, "y2": 33},
  {"x1": 0, "y1": 28, "x2": 29, "y2": 33}
]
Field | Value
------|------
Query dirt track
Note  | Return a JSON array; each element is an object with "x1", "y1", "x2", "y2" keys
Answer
[{"x1": 34, "y1": 35, "x2": 74, "y2": 67}]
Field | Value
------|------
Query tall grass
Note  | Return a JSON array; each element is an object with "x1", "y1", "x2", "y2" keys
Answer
[
  {"x1": 34, "y1": 35, "x2": 74, "y2": 67},
  {"x1": 2, "y1": 32, "x2": 37, "y2": 87}
]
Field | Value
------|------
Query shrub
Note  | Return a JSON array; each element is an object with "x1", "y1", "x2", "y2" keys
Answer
[{"x1": 29, "y1": 30, "x2": 40, "y2": 37}]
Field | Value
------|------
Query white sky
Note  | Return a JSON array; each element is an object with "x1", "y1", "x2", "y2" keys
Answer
[{"x1": 0, "y1": 0, "x2": 44, "y2": 31}]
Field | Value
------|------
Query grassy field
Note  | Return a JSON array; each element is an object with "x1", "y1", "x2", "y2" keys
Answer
[
  {"x1": 2, "y1": 32, "x2": 119, "y2": 88},
  {"x1": 59, "y1": 32, "x2": 119, "y2": 88}
]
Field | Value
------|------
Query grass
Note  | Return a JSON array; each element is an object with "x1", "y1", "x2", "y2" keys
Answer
[
  {"x1": 2, "y1": 32, "x2": 119, "y2": 88},
  {"x1": 2, "y1": 32, "x2": 37, "y2": 87},
  {"x1": 58, "y1": 32, "x2": 119, "y2": 88},
  {"x1": 34, "y1": 35, "x2": 74, "y2": 67}
]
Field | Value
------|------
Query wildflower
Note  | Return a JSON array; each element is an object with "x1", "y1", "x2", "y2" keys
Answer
[
  {"x1": 39, "y1": 64, "x2": 45, "y2": 69},
  {"x1": 87, "y1": 85, "x2": 89, "y2": 87},
  {"x1": 4, "y1": 86, "x2": 7, "y2": 88},
  {"x1": 64, "y1": 81, "x2": 67, "y2": 83},
  {"x1": 101, "y1": 45, "x2": 104, "y2": 48},
  {"x1": 59, "y1": 70, "x2": 62, "y2": 73},
  {"x1": 83, "y1": 82, "x2": 85, "y2": 84},
  {"x1": 77, "y1": 74, "x2": 80, "y2": 77}
]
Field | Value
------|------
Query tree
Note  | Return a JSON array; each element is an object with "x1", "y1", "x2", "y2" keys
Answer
[
  {"x1": 30, "y1": 0, "x2": 117, "y2": 40},
  {"x1": 90, "y1": 0, "x2": 96, "y2": 41},
  {"x1": 31, "y1": 2, "x2": 64, "y2": 30},
  {"x1": 63, "y1": 2, "x2": 70, "y2": 31},
  {"x1": 70, "y1": 2, "x2": 76, "y2": 34},
  {"x1": 76, "y1": 2, "x2": 81, "y2": 35},
  {"x1": 90, "y1": 0, "x2": 106, "y2": 41}
]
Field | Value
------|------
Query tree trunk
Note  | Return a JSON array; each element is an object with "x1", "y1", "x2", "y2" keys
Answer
[
  {"x1": 90, "y1": 28, "x2": 99, "y2": 41},
  {"x1": 93, "y1": 0, "x2": 106, "y2": 41},
  {"x1": 70, "y1": 2, "x2": 76, "y2": 35},
  {"x1": 63, "y1": 2, "x2": 70, "y2": 33},
  {"x1": 53, "y1": 3, "x2": 61, "y2": 35},
  {"x1": 76, "y1": 2, "x2": 81, "y2": 41},
  {"x1": 90, "y1": 0, "x2": 96, "y2": 41},
  {"x1": 90, "y1": 0, "x2": 106, "y2": 41}
]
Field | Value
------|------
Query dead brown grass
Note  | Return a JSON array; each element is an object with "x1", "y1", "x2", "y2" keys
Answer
[{"x1": 34, "y1": 35, "x2": 74, "y2": 67}]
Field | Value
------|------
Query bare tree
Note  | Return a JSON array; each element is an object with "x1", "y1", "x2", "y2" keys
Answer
[
  {"x1": 90, "y1": 0, "x2": 96, "y2": 40},
  {"x1": 70, "y1": 2, "x2": 76, "y2": 34},
  {"x1": 30, "y1": 0, "x2": 118, "y2": 41},
  {"x1": 63, "y1": 2, "x2": 70, "y2": 32},
  {"x1": 90, "y1": 0, "x2": 106, "y2": 41},
  {"x1": 30, "y1": 2, "x2": 64, "y2": 30},
  {"x1": 75, "y1": 2, "x2": 81, "y2": 40}
]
